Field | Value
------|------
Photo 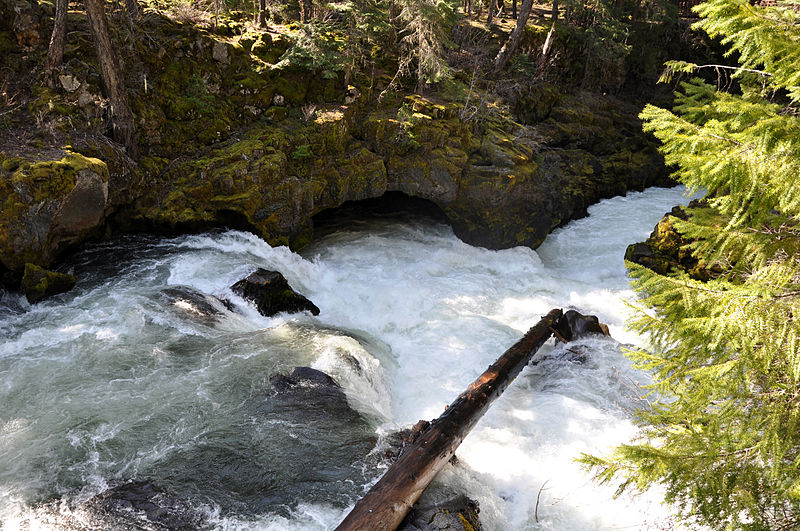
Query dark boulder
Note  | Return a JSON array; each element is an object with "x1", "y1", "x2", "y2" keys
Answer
[
  {"x1": 30, "y1": 481, "x2": 207, "y2": 530},
  {"x1": 399, "y1": 495, "x2": 483, "y2": 531},
  {"x1": 231, "y1": 268, "x2": 320, "y2": 317},
  {"x1": 382, "y1": 419, "x2": 432, "y2": 462},
  {"x1": 21, "y1": 263, "x2": 76, "y2": 303},
  {"x1": 269, "y1": 366, "x2": 348, "y2": 409},
  {"x1": 79, "y1": 481, "x2": 206, "y2": 530},
  {"x1": 553, "y1": 310, "x2": 611, "y2": 342}
]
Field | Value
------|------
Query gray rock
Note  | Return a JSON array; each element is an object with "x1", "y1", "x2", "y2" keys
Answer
[
  {"x1": 58, "y1": 74, "x2": 81, "y2": 92},
  {"x1": 400, "y1": 495, "x2": 483, "y2": 531},
  {"x1": 212, "y1": 41, "x2": 230, "y2": 64}
]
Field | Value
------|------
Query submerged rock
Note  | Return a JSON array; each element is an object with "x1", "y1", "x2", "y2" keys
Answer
[
  {"x1": 29, "y1": 481, "x2": 206, "y2": 530},
  {"x1": 231, "y1": 268, "x2": 320, "y2": 317},
  {"x1": 79, "y1": 481, "x2": 206, "y2": 530},
  {"x1": 399, "y1": 495, "x2": 483, "y2": 531},
  {"x1": 269, "y1": 366, "x2": 348, "y2": 409},
  {"x1": 161, "y1": 286, "x2": 230, "y2": 322},
  {"x1": 21, "y1": 262, "x2": 76, "y2": 303},
  {"x1": 553, "y1": 309, "x2": 611, "y2": 342}
]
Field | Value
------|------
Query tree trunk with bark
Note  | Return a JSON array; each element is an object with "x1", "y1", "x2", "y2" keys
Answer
[
  {"x1": 486, "y1": 0, "x2": 494, "y2": 26},
  {"x1": 299, "y1": 0, "x2": 313, "y2": 22},
  {"x1": 551, "y1": 0, "x2": 559, "y2": 20},
  {"x1": 83, "y1": 0, "x2": 137, "y2": 156},
  {"x1": 493, "y1": 0, "x2": 534, "y2": 72},
  {"x1": 46, "y1": 0, "x2": 68, "y2": 73},
  {"x1": 335, "y1": 308, "x2": 563, "y2": 531}
]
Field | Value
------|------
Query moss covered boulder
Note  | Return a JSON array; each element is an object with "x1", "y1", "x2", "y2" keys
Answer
[
  {"x1": 21, "y1": 263, "x2": 76, "y2": 303},
  {"x1": 0, "y1": 151, "x2": 111, "y2": 273},
  {"x1": 625, "y1": 202, "x2": 718, "y2": 281}
]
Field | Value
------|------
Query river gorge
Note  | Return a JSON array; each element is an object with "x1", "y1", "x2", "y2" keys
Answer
[{"x1": 2, "y1": 185, "x2": 690, "y2": 530}]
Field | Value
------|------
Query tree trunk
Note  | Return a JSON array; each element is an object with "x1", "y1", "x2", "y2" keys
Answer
[
  {"x1": 46, "y1": 0, "x2": 68, "y2": 73},
  {"x1": 299, "y1": 0, "x2": 312, "y2": 22},
  {"x1": 486, "y1": 0, "x2": 494, "y2": 26},
  {"x1": 335, "y1": 309, "x2": 563, "y2": 531},
  {"x1": 493, "y1": 0, "x2": 535, "y2": 72},
  {"x1": 551, "y1": 0, "x2": 559, "y2": 20},
  {"x1": 258, "y1": 0, "x2": 267, "y2": 25},
  {"x1": 512, "y1": 0, "x2": 517, "y2": 18},
  {"x1": 83, "y1": 0, "x2": 137, "y2": 156}
]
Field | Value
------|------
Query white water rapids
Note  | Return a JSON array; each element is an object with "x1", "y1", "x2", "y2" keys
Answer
[{"x1": 0, "y1": 186, "x2": 691, "y2": 530}]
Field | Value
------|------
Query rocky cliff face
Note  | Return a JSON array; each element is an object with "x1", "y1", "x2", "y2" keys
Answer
[{"x1": 0, "y1": 0, "x2": 674, "y2": 288}]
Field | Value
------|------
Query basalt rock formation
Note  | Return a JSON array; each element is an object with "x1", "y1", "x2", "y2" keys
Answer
[{"x1": 0, "y1": 1, "x2": 676, "y2": 288}]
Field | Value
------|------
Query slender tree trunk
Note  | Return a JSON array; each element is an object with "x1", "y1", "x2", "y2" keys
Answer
[
  {"x1": 46, "y1": 0, "x2": 68, "y2": 73},
  {"x1": 83, "y1": 0, "x2": 137, "y2": 156},
  {"x1": 259, "y1": 0, "x2": 267, "y2": 25},
  {"x1": 416, "y1": 2, "x2": 424, "y2": 93},
  {"x1": 486, "y1": 0, "x2": 494, "y2": 26},
  {"x1": 299, "y1": 0, "x2": 312, "y2": 22},
  {"x1": 493, "y1": 0, "x2": 534, "y2": 72},
  {"x1": 551, "y1": 0, "x2": 559, "y2": 20},
  {"x1": 512, "y1": 0, "x2": 517, "y2": 18}
]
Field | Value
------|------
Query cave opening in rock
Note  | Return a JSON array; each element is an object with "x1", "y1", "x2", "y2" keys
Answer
[{"x1": 310, "y1": 192, "x2": 452, "y2": 241}]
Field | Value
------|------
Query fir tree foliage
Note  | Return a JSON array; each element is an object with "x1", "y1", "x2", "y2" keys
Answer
[
  {"x1": 580, "y1": 1, "x2": 800, "y2": 529},
  {"x1": 396, "y1": 0, "x2": 458, "y2": 91}
]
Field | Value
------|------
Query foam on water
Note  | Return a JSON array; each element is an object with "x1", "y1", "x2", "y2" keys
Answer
[{"x1": 0, "y1": 186, "x2": 692, "y2": 529}]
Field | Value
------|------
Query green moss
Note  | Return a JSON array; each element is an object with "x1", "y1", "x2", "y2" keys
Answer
[
  {"x1": 457, "y1": 513, "x2": 476, "y2": 531},
  {"x1": 21, "y1": 263, "x2": 76, "y2": 303},
  {"x1": 291, "y1": 144, "x2": 312, "y2": 159},
  {"x1": 1, "y1": 155, "x2": 24, "y2": 172}
]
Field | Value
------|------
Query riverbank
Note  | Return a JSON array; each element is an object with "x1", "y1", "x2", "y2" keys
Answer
[{"x1": 0, "y1": 0, "x2": 718, "y2": 297}]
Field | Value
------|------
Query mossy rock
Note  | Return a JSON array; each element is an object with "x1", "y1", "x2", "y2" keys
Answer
[
  {"x1": 0, "y1": 151, "x2": 110, "y2": 272},
  {"x1": 512, "y1": 83, "x2": 561, "y2": 124},
  {"x1": 625, "y1": 203, "x2": 718, "y2": 281},
  {"x1": 21, "y1": 263, "x2": 76, "y2": 303}
]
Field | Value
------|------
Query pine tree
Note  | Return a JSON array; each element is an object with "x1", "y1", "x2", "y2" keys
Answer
[
  {"x1": 580, "y1": 1, "x2": 800, "y2": 529},
  {"x1": 396, "y1": 0, "x2": 456, "y2": 92}
]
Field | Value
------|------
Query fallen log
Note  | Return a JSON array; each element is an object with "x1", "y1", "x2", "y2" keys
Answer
[{"x1": 335, "y1": 308, "x2": 563, "y2": 531}]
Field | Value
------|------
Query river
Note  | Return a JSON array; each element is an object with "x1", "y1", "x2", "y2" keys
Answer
[{"x1": 0, "y1": 186, "x2": 690, "y2": 530}]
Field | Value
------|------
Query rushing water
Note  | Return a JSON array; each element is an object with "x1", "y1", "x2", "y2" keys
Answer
[{"x1": 0, "y1": 186, "x2": 691, "y2": 530}]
